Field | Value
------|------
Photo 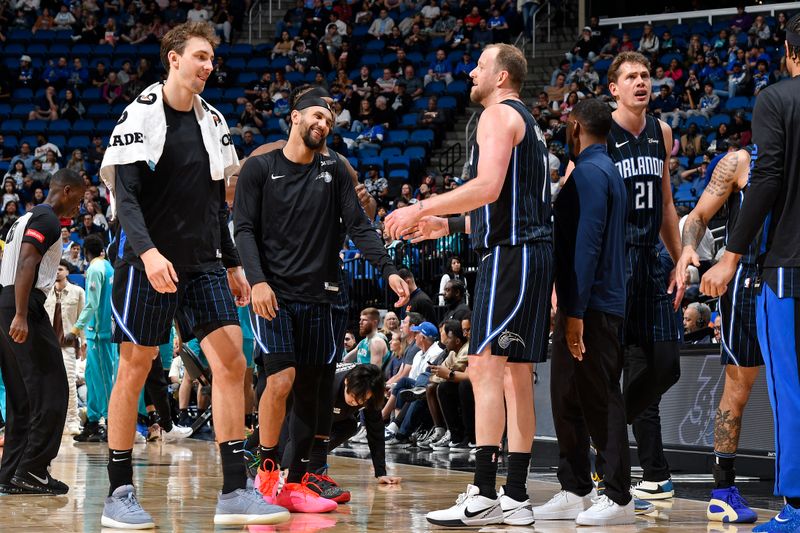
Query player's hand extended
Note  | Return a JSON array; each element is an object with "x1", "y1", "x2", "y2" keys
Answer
[
  {"x1": 565, "y1": 316, "x2": 585, "y2": 361},
  {"x1": 404, "y1": 216, "x2": 448, "y2": 243},
  {"x1": 251, "y1": 282, "x2": 279, "y2": 320},
  {"x1": 227, "y1": 267, "x2": 251, "y2": 306},
  {"x1": 355, "y1": 183, "x2": 372, "y2": 210},
  {"x1": 388, "y1": 274, "x2": 410, "y2": 307},
  {"x1": 700, "y1": 253, "x2": 739, "y2": 298},
  {"x1": 141, "y1": 248, "x2": 178, "y2": 293},
  {"x1": 667, "y1": 267, "x2": 686, "y2": 311},
  {"x1": 9, "y1": 313, "x2": 28, "y2": 343},
  {"x1": 384, "y1": 204, "x2": 421, "y2": 240},
  {"x1": 675, "y1": 246, "x2": 700, "y2": 289},
  {"x1": 377, "y1": 475, "x2": 402, "y2": 484}
]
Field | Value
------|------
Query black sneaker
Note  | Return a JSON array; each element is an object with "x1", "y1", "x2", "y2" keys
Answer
[
  {"x1": 306, "y1": 472, "x2": 351, "y2": 503},
  {"x1": 86, "y1": 425, "x2": 108, "y2": 442},
  {"x1": 398, "y1": 386, "x2": 427, "y2": 403},
  {"x1": 73, "y1": 421, "x2": 99, "y2": 442},
  {"x1": 11, "y1": 471, "x2": 69, "y2": 495}
]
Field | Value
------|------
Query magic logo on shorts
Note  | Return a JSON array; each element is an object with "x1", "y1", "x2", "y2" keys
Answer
[{"x1": 498, "y1": 330, "x2": 525, "y2": 349}]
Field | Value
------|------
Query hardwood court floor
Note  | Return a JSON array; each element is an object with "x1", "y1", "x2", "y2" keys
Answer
[{"x1": 0, "y1": 436, "x2": 775, "y2": 532}]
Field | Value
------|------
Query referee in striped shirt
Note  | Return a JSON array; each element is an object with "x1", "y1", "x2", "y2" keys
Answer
[{"x1": 702, "y1": 14, "x2": 800, "y2": 531}]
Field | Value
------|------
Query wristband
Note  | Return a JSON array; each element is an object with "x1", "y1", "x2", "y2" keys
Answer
[{"x1": 447, "y1": 216, "x2": 466, "y2": 235}]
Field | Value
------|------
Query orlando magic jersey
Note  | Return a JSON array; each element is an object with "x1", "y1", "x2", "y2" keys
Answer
[
  {"x1": 606, "y1": 115, "x2": 666, "y2": 247},
  {"x1": 724, "y1": 145, "x2": 763, "y2": 266},
  {"x1": 469, "y1": 99, "x2": 551, "y2": 251}
]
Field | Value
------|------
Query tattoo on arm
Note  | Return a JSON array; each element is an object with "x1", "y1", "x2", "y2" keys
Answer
[
  {"x1": 703, "y1": 153, "x2": 739, "y2": 197},
  {"x1": 713, "y1": 408, "x2": 743, "y2": 454},
  {"x1": 682, "y1": 216, "x2": 707, "y2": 250}
]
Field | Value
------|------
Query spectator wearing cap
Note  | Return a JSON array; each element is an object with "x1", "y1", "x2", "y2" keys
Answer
[
  {"x1": 390, "y1": 81, "x2": 413, "y2": 114},
  {"x1": 566, "y1": 26, "x2": 598, "y2": 63},
  {"x1": 454, "y1": 52, "x2": 476, "y2": 81},
  {"x1": 726, "y1": 61, "x2": 750, "y2": 97},
  {"x1": 384, "y1": 320, "x2": 445, "y2": 446},
  {"x1": 16, "y1": 55, "x2": 37, "y2": 90}
]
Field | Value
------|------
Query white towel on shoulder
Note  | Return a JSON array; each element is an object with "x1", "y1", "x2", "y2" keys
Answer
[{"x1": 99, "y1": 82, "x2": 239, "y2": 203}]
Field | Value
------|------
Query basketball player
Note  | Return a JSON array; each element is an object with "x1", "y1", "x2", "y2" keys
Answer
[
  {"x1": 0, "y1": 168, "x2": 85, "y2": 495},
  {"x1": 99, "y1": 22, "x2": 289, "y2": 528},
  {"x1": 604, "y1": 51, "x2": 684, "y2": 501},
  {"x1": 676, "y1": 146, "x2": 760, "y2": 524},
  {"x1": 701, "y1": 14, "x2": 800, "y2": 531},
  {"x1": 233, "y1": 86, "x2": 374, "y2": 502},
  {"x1": 385, "y1": 43, "x2": 552, "y2": 527},
  {"x1": 233, "y1": 91, "x2": 409, "y2": 513}
]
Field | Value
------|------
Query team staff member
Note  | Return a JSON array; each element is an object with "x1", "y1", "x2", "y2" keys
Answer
[
  {"x1": 676, "y1": 145, "x2": 761, "y2": 524},
  {"x1": 386, "y1": 43, "x2": 551, "y2": 528},
  {"x1": 702, "y1": 14, "x2": 800, "y2": 532},
  {"x1": 99, "y1": 22, "x2": 289, "y2": 528},
  {"x1": 0, "y1": 169, "x2": 85, "y2": 495},
  {"x1": 234, "y1": 91, "x2": 409, "y2": 513},
  {"x1": 537, "y1": 99, "x2": 633, "y2": 525}
]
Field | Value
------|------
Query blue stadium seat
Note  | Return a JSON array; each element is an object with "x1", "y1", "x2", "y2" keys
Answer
[
  {"x1": 0, "y1": 103, "x2": 11, "y2": 119},
  {"x1": 365, "y1": 40, "x2": 385, "y2": 52},
  {"x1": 231, "y1": 43, "x2": 254, "y2": 57},
  {"x1": 139, "y1": 44, "x2": 160, "y2": 57},
  {"x1": 593, "y1": 58, "x2": 612, "y2": 73},
  {"x1": 115, "y1": 44, "x2": 138, "y2": 58},
  {"x1": 380, "y1": 147, "x2": 402, "y2": 158},
  {"x1": 409, "y1": 129, "x2": 434, "y2": 147},
  {"x1": 678, "y1": 156, "x2": 689, "y2": 168},
  {"x1": 445, "y1": 79, "x2": 467, "y2": 96},
  {"x1": 11, "y1": 88, "x2": 33, "y2": 102},
  {"x1": 71, "y1": 43, "x2": 92, "y2": 56},
  {"x1": 86, "y1": 104, "x2": 108, "y2": 119},
  {"x1": 265, "y1": 133, "x2": 286, "y2": 143},
  {"x1": 0, "y1": 161, "x2": 9, "y2": 174},
  {"x1": 26, "y1": 120, "x2": 48, "y2": 134},
  {"x1": 266, "y1": 117, "x2": 283, "y2": 133},
  {"x1": 2, "y1": 135, "x2": 18, "y2": 150},
  {"x1": 387, "y1": 155, "x2": 411, "y2": 171},
  {"x1": 2, "y1": 43, "x2": 25, "y2": 57},
  {"x1": 223, "y1": 88, "x2": 244, "y2": 100},
  {"x1": 32, "y1": 31, "x2": 54, "y2": 44},
  {"x1": 3, "y1": 120, "x2": 22, "y2": 134},
  {"x1": 725, "y1": 96, "x2": 749, "y2": 111},
  {"x1": 67, "y1": 274, "x2": 85, "y2": 289},
  {"x1": 438, "y1": 96, "x2": 457, "y2": 110},
  {"x1": 690, "y1": 21, "x2": 711, "y2": 35},
  {"x1": 371, "y1": 68, "x2": 384, "y2": 80},
  {"x1": 384, "y1": 130, "x2": 409, "y2": 146},
  {"x1": 671, "y1": 23, "x2": 689, "y2": 37},
  {"x1": 255, "y1": 43, "x2": 274, "y2": 54},
  {"x1": 389, "y1": 169, "x2": 409, "y2": 181},
  {"x1": 271, "y1": 56, "x2": 290, "y2": 70},
  {"x1": 360, "y1": 156, "x2": 384, "y2": 173},
  {"x1": 27, "y1": 43, "x2": 48, "y2": 57},
  {"x1": 400, "y1": 113, "x2": 418, "y2": 129},
  {"x1": 97, "y1": 119, "x2": 118, "y2": 135},
  {"x1": 285, "y1": 71, "x2": 304, "y2": 84},
  {"x1": 215, "y1": 103, "x2": 235, "y2": 116},
  {"x1": 48, "y1": 135, "x2": 66, "y2": 148},
  {"x1": 407, "y1": 52, "x2": 423, "y2": 64},
  {"x1": 362, "y1": 54, "x2": 382, "y2": 67},
  {"x1": 10, "y1": 104, "x2": 33, "y2": 119},
  {"x1": 424, "y1": 81, "x2": 446, "y2": 96},
  {"x1": 227, "y1": 57, "x2": 246, "y2": 70},
  {"x1": 67, "y1": 136, "x2": 91, "y2": 151},
  {"x1": 203, "y1": 88, "x2": 223, "y2": 100},
  {"x1": 673, "y1": 182, "x2": 695, "y2": 203},
  {"x1": 404, "y1": 146, "x2": 426, "y2": 163},
  {"x1": 237, "y1": 72, "x2": 258, "y2": 85},
  {"x1": 413, "y1": 98, "x2": 429, "y2": 111},
  {"x1": 81, "y1": 87, "x2": 101, "y2": 102},
  {"x1": 72, "y1": 119, "x2": 95, "y2": 135},
  {"x1": 7, "y1": 29, "x2": 32, "y2": 44},
  {"x1": 247, "y1": 57, "x2": 270, "y2": 71},
  {"x1": 356, "y1": 147, "x2": 379, "y2": 158},
  {"x1": 684, "y1": 115, "x2": 709, "y2": 131}
]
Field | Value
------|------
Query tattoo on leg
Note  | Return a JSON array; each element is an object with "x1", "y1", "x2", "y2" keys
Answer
[{"x1": 714, "y1": 408, "x2": 742, "y2": 454}]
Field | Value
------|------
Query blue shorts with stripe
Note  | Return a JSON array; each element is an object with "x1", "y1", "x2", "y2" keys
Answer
[
  {"x1": 469, "y1": 242, "x2": 553, "y2": 363},
  {"x1": 111, "y1": 263, "x2": 239, "y2": 347},
  {"x1": 624, "y1": 246, "x2": 682, "y2": 346},
  {"x1": 718, "y1": 263, "x2": 763, "y2": 367},
  {"x1": 249, "y1": 300, "x2": 339, "y2": 367}
]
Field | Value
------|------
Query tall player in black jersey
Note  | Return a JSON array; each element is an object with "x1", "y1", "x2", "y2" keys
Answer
[
  {"x1": 605, "y1": 52, "x2": 684, "y2": 500},
  {"x1": 676, "y1": 146, "x2": 760, "y2": 524},
  {"x1": 386, "y1": 43, "x2": 551, "y2": 528},
  {"x1": 0, "y1": 169, "x2": 85, "y2": 496},
  {"x1": 234, "y1": 92, "x2": 408, "y2": 513}
]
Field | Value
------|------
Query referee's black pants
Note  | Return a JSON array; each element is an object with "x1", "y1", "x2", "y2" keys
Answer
[
  {"x1": 0, "y1": 292, "x2": 67, "y2": 483},
  {"x1": 551, "y1": 309, "x2": 632, "y2": 506}
]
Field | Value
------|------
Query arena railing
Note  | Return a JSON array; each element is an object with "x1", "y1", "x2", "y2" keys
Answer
[{"x1": 598, "y1": 1, "x2": 797, "y2": 29}]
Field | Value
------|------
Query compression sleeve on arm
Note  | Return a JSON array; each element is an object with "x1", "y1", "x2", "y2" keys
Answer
[
  {"x1": 233, "y1": 158, "x2": 268, "y2": 286},
  {"x1": 218, "y1": 180, "x2": 240, "y2": 269},
  {"x1": 115, "y1": 162, "x2": 156, "y2": 256}
]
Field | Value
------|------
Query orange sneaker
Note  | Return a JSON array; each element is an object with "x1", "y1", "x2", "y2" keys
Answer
[
  {"x1": 275, "y1": 473, "x2": 338, "y2": 513},
  {"x1": 255, "y1": 459, "x2": 283, "y2": 505}
]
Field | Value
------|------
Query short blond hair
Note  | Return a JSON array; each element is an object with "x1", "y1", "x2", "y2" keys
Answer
[
  {"x1": 607, "y1": 51, "x2": 650, "y2": 84},
  {"x1": 486, "y1": 43, "x2": 527, "y2": 91},
  {"x1": 161, "y1": 21, "x2": 220, "y2": 71}
]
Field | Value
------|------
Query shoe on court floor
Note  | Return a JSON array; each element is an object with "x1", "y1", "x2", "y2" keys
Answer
[
  {"x1": 73, "y1": 421, "x2": 102, "y2": 442},
  {"x1": 385, "y1": 435, "x2": 410, "y2": 447},
  {"x1": 753, "y1": 504, "x2": 800, "y2": 532},
  {"x1": 214, "y1": 487, "x2": 290, "y2": 526},
  {"x1": 11, "y1": 470, "x2": 69, "y2": 495},
  {"x1": 349, "y1": 426, "x2": 367, "y2": 444},
  {"x1": 417, "y1": 427, "x2": 443, "y2": 450},
  {"x1": 430, "y1": 431, "x2": 452, "y2": 451},
  {"x1": 275, "y1": 474, "x2": 338, "y2": 513},
  {"x1": 498, "y1": 487, "x2": 534, "y2": 525},
  {"x1": 634, "y1": 497, "x2": 655, "y2": 514},
  {"x1": 426, "y1": 484, "x2": 503, "y2": 527},
  {"x1": 531, "y1": 489, "x2": 596, "y2": 520},
  {"x1": 448, "y1": 439, "x2": 473, "y2": 452},
  {"x1": 576, "y1": 494, "x2": 635, "y2": 526},
  {"x1": 631, "y1": 479, "x2": 674, "y2": 500},
  {"x1": 161, "y1": 425, "x2": 193, "y2": 443},
  {"x1": 707, "y1": 486, "x2": 758, "y2": 523},
  {"x1": 308, "y1": 469, "x2": 351, "y2": 503},
  {"x1": 101, "y1": 484, "x2": 156, "y2": 529},
  {"x1": 254, "y1": 459, "x2": 283, "y2": 504}
]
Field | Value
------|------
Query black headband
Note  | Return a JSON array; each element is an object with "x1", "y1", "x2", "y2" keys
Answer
[
  {"x1": 304, "y1": 86, "x2": 331, "y2": 100},
  {"x1": 788, "y1": 29, "x2": 800, "y2": 47},
  {"x1": 292, "y1": 94, "x2": 332, "y2": 113}
]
